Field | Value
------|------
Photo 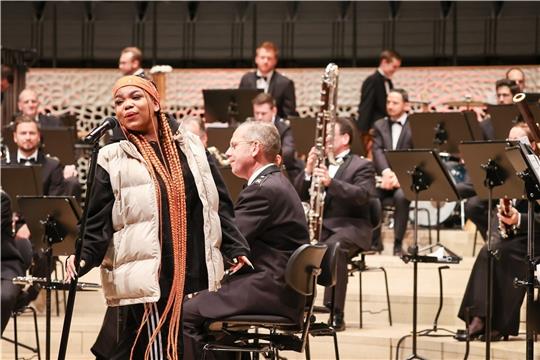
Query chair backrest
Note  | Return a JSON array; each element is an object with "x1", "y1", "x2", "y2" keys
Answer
[
  {"x1": 369, "y1": 196, "x2": 382, "y2": 231},
  {"x1": 316, "y1": 241, "x2": 340, "y2": 287},
  {"x1": 284, "y1": 243, "x2": 326, "y2": 353},
  {"x1": 285, "y1": 243, "x2": 327, "y2": 296}
]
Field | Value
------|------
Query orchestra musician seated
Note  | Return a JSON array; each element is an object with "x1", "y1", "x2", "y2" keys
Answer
[
  {"x1": 457, "y1": 121, "x2": 540, "y2": 341},
  {"x1": 182, "y1": 121, "x2": 309, "y2": 359},
  {"x1": 294, "y1": 117, "x2": 375, "y2": 331}
]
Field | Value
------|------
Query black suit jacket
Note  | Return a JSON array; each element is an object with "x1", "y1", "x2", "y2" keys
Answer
[
  {"x1": 295, "y1": 154, "x2": 376, "y2": 250},
  {"x1": 232, "y1": 164, "x2": 309, "y2": 320},
  {"x1": 239, "y1": 71, "x2": 298, "y2": 119},
  {"x1": 357, "y1": 71, "x2": 392, "y2": 132},
  {"x1": 372, "y1": 116, "x2": 413, "y2": 174}
]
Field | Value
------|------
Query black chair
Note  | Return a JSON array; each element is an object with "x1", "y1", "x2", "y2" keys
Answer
[
  {"x1": 348, "y1": 197, "x2": 392, "y2": 328},
  {"x1": 1, "y1": 238, "x2": 41, "y2": 360},
  {"x1": 306, "y1": 241, "x2": 341, "y2": 360},
  {"x1": 202, "y1": 243, "x2": 327, "y2": 360},
  {"x1": 1, "y1": 301, "x2": 41, "y2": 360}
]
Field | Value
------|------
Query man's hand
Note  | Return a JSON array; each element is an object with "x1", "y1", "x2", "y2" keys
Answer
[
  {"x1": 63, "y1": 165, "x2": 78, "y2": 179},
  {"x1": 312, "y1": 164, "x2": 332, "y2": 187},
  {"x1": 15, "y1": 224, "x2": 30, "y2": 239},
  {"x1": 380, "y1": 170, "x2": 399, "y2": 190},
  {"x1": 305, "y1": 147, "x2": 318, "y2": 176}
]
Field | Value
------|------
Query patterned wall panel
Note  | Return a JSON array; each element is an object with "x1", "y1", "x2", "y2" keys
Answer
[
  {"x1": 27, "y1": 65, "x2": 540, "y2": 126},
  {"x1": 24, "y1": 65, "x2": 540, "y2": 193}
]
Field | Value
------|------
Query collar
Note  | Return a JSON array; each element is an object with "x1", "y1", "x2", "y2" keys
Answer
[
  {"x1": 334, "y1": 149, "x2": 350, "y2": 160},
  {"x1": 390, "y1": 113, "x2": 407, "y2": 126},
  {"x1": 17, "y1": 149, "x2": 38, "y2": 162},
  {"x1": 247, "y1": 163, "x2": 274, "y2": 186},
  {"x1": 256, "y1": 70, "x2": 274, "y2": 81},
  {"x1": 133, "y1": 68, "x2": 145, "y2": 77},
  {"x1": 377, "y1": 68, "x2": 390, "y2": 80}
]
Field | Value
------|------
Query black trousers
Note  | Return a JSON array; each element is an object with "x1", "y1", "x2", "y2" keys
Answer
[
  {"x1": 372, "y1": 187, "x2": 410, "y2": 246},
  {"x1": 1, "y1": 263, "x2": 24, "y2": 334},
  {"x1": 321, "y1": 231, "x2": 363, "y2": 315}
]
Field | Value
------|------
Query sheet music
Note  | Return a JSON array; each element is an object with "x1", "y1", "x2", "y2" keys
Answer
[{"x1": 526, "y1": 153, "x2": 540, "y2": 184}]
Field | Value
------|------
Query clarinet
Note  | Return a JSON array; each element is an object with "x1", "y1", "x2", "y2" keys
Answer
[{"x1": 307, "y1": 63, "x2": 339, "y2": 244}]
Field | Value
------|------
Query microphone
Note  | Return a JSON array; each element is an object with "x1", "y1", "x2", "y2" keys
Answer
[{"x1": 84, "y1": 117, "x2": 118, "y2": 144}]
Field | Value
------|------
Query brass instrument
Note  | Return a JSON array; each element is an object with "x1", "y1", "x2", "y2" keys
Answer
[
  {"x1": 307, "y1": 63, "x2": 339, "y2": 244},
  {"x1": 498, "y1": 198, "x2": 517, "y2": 239},
  {"x1": 207, "y1": 146, "x2": 230, "y2": 167}
]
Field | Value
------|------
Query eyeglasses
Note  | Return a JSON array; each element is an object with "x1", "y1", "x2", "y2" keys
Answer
[{"x1": 229, "y1": 140, "x2": 255, "y2": 150}]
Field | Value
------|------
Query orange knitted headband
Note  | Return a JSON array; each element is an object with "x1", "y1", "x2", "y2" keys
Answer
[{"x1": 112, "y1": 75, "x2": 160, "y2": 107}]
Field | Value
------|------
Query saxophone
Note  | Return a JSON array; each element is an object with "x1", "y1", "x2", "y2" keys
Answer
[{"x1": 307, "y1": 63, "x2": 339, "y2": 244}]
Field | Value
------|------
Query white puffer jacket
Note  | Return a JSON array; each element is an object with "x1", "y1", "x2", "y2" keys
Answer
[{"x1": 97, "y1": 129, "x2": 224, "y2": 306}]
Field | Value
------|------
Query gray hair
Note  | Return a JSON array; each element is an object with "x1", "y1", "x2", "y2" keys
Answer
[{"x1": 237, "y1": 121, "x2": 281, "y2": 161}]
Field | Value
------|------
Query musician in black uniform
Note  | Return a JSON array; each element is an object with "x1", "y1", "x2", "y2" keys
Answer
[
  {"x1": 356, "y1": 50, "x2": 402, "y2": 157},
  {"x1": 183, "y1": 121, "x2": 309, "y2": 359},
  {"x1": 457, "y1": 122, "x2": 540, "y2": 341},
  {"x1": 10, "y1": 116, "x2": 65, "y2": 196},
  {"x1": 371, "y1": 89, "x2": 413, "y2": 255},
  {"x1": 17, "y1": 89, "x2": 63, "y2": 128},
  {"x1": 251, "y1": 92, "x2": 303, "y2": 180},
  {"x1": 295, "y1": 117, "x2": 375, "y2": 331},
  {"x1": 239, "y1": 41, "x2": 297, "y2": 119}
]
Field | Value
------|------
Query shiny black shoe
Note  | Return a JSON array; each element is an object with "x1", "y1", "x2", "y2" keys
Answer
[
  {"x1": 329, "y1": 312, "x2": 346, "y2": 332},
  {"x1": 370, "y1": 243, "x2": 383, "y2": 254},
  {"x1": 479, "y1": 330, "x2": 509, "y2": 342},
  {"x1": 393, "y1": 245, "x2": 403, "y2": 256}
]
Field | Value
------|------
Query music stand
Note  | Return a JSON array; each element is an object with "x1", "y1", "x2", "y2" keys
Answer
[
  {"x1": 462, "y1": 110, "x2": 485, "y2": 141},
  {"x1": 218, "y1": 167, "x2": 246, "y2": 203},
  {"x1": 203, "y1": 89, "x2": 262, "y2": 125},
  {"x1": 385, "y1": 149, "x2": 461, "y2": 360},
  {"x1": 40, "y1": 126, "x2": 78, "y2": 165},
  {"x1": 1, "y1": 165, "x2": 43, "y2": 212},
  {"x1": 505, "y1": 142, "x2": 540, "y2": 360},
  {"x1": 206, "y1": 127, "x2": 236, "y2": 155},
  {"x1": 486, "y1": 104, "x2": 520, "y2": 140},
  {"x1": 408, "y1": 112, "x2": 474, "y2": 155},
  {"x1": 459, "y1": 140, "x2": 524, "y2": 359},
  {"x1": 17, "y1": 196, "x2": 81, "y2": 360}
]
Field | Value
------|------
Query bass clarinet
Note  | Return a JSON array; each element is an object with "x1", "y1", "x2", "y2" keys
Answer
[{"x1": 307, "y1": 63, "x2": 339, "y2": 244}]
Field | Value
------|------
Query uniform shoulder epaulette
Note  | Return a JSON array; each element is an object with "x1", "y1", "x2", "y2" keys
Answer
[{"x1": 253, "y1": 174, "x2": 270, "y2": 186}]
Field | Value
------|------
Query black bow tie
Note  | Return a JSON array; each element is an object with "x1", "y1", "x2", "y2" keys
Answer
[
  {"x1": 19, "y1": 158, "x2": 36, "y2": 164},
  {"x1": 257, "y1": 75, "x2": 268, "y2": 81},
  {"x1": 391, "y1": 121, "x2": 402, "y2": 126}
]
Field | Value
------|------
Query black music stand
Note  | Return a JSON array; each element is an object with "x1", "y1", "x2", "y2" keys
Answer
[
  {"x1": 1, "y1": 164, "x2": 43, "y2": 212},
  {"x1": 505, "y1": 142, "x2": 540, "y2": 360},
  {"x1": 408, "y1": 112, "x2": 474, "y2": 155},
  {"x1": 40, "y1": 127, "x2": 78, "y2": 165},
  {"x1": 486, "y1": 104, "x2": 520, "y2": 140},
  {"x1": 17, "y1": 196, "x2": 81, "y2": 360},
  {"x1": 386, "y1": 149, "x2": 461, "y2": 360},
  {"x1": 206, "y1": 126, "x2": 236, "y2": 155},
  {"x1": 462, "y1": 110, "x2": 485, "y2": 141},
  {"x1": 459, "y1": 140, "x2": 524, "y2": 359},
  {"x1": 218, "y1": 167, "x2": 246, "y2": 203},
  {"x1": 203, "y1": 89, "x2": 262, "y2": 126}
]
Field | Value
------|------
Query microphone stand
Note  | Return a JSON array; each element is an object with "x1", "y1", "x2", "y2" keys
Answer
[{"x1": 57, "y1": 141, "x2": 100, "y2": 360}]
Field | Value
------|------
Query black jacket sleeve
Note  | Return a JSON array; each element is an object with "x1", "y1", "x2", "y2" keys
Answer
[
  {"x1": 206, "y1": 153, "x2": 250, "y2": 260},
  {"x1": 79, "y1": 164, "x2": 114, "y2": 277},
  {"x1": 326, "y1": 160, "x2": 375, "y2": 206},
  {"x1": 47, "y1": 161, "x2": 67, "y2": 196},
  {"x1": 371, "y1": 121, "x2": 390, "y2": 174}
]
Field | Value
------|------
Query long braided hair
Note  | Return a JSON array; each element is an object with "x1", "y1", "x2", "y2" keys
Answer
[{"x1": 114, "y1": 76, "x2": 187, "y2": 359}]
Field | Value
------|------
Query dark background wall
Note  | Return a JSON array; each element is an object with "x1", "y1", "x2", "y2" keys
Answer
[{"x1": 1, "y1": 1, "x2": 539, "y2": 68}]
